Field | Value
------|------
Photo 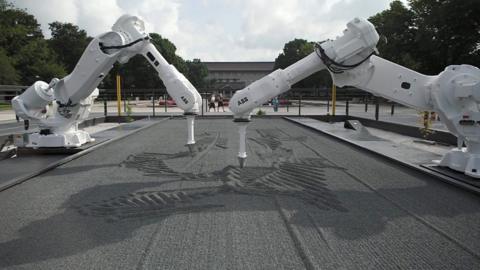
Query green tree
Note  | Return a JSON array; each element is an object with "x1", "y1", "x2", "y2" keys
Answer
[
  {"x1": 409, "y1": 0, "x2": 480, "y2": 74},
  {"x1": 150, "y1": 33, "x2": 189, "y2": 75},
  {"x1": 0, "y1": 2, "x2": 43, "y2": 55},
  {"x1": 116, "y1": 55, "x2": 160, "y2": 89},
  {"x1": 0, "y1": 0, "x2": 12, "y2": 11},
  {"x1": 0, "y1": 1, "x2": 207, "y2": 89},
  {"x1": 369, "y1": 1, "x2": 420, "y2": 70},
  {"x1": 104, "y1": 33, "x2": 199, "y2": 90},
  {"x1": 0, "y1": 48, "x2": 19, "y2": 84},
  {"x1": 48, "y1": 22, "x2": 90, "y2": 72},
  {"x1": 14, "y1": 39, "x2": 66, "y2": 84},
  {"x1": 274, "y1": 39, "x2": 331, "y2": 88},
  {"x1": 0, "y1": 1, "x2": 66, "y2": 84},
  {"x1": 274, "y1": 39, "x2": 313, "y2": 70},
  {"x1": 369, "y1": 0, "x2": 480, "y2": 74},
  {"x1": 186, "y1": 59, "x2": 208, "y2": 88},
  {"x1": 0, "y1": 3, "x2": 43, "y2": 57}
]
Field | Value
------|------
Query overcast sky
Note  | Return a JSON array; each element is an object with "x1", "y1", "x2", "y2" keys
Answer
[{"x1": 12, "y1": 0, "x2": 407, "y2": 61}]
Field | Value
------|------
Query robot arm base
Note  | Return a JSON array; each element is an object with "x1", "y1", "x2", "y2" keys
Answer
[
  {"x1": 12, "y1": 81, "x2": 53, "y2": 121},
  {"x1": 19, "y1": 130, "x2": 95, "y2": 148}
]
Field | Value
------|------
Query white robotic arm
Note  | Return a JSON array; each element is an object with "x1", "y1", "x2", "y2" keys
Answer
[
  {"x1": 337, "y1": 55, "x2": 480, "y2": 177},
  {"x1": 230, "y1": 18, "x2": 379, "y2": 166},
  {"x1": 229, "y1": 17, "x2": 480, "y2": 179},
  {"x1": 230, "y1": 18, "x2": 379, "y2": 119},
  {"x1": 140, "y1": 42, "x2": 202, "y2": 148},
  {"x1": 12, "y1": 15, "x2": 201, "y2": 149}
]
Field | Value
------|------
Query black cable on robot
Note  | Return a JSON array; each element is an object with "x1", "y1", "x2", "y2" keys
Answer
[
  {"x1": 99, "y1": 36, "x2": 150, "y2": 51},
  {"x1": 314, "y1": 41, "x2": 375, "y2": 74}
]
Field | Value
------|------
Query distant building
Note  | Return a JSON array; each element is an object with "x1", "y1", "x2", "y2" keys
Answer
[
  {"x1": 203, "y1": 62, "x2": 274, "y2": 96},
  {"x1": 203, "y1": 61, "x2": 371, "y2": 100}
]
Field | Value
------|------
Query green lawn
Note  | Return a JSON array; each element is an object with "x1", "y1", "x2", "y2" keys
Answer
[{"x1": 0, "y1": 103, "x2": 12, "y2": 111}]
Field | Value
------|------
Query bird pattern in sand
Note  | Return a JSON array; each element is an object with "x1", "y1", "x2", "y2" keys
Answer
[{"x1": 75, "y1": 130, "x2": 347, "y2": 222}]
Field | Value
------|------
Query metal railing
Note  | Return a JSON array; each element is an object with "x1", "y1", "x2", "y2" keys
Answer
[
  {"x1": 0, "y1": 85, "x2": 26, "y2": 103},
  {"x1": 2, "y1": 85, "x2": 404, "y2": 122}
]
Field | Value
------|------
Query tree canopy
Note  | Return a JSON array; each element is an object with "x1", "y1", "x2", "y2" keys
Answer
[
  {"x1": 0, "y1": 48, "x2": 18, "y2": 84},
  {"x1": 369, "y1": 0, "x2": 420, "y2": 70},
  {"x1": 274, "y1": 39, "x2": 331, "y2": 88},
  {"x1": 370, "y1": 0, "x2": 480, "y2": 75},
  {"x1": 104, "y1": 33, "x2": 206, "y2": 90},
  {"x1": 186, "y1": 59, "x2": 209, "y2": 89},
  {"x1": 0, "y1": 0, "x2": 66, "y2": 84},
  {"x1": 2, "y1": 0, "x2": 479, "y2": 89},
  {"x1": 48, "y1": 22, "x2": 90, "y2": 72},
  {"x1": 274, "y1": 0, "x2": 480, "y2": 88},
  {"x1": 0, "y1": 0, "x2": 208, "y2": 89}
]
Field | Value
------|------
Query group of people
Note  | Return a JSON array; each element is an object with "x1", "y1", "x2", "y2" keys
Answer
[{"x1": 208, "y1": 93, "x2": 225, "y2": 112}]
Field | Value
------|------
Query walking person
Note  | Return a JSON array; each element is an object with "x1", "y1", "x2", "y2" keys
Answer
[
  {"x1": 272, "y1": 96, "x2": 279, "y2": 112},
  {"x1": 208, "y1": 93, "x2": 216, "y2": 112},
  {"x1": 217, "y1": 93, "x2": 225, "y2": 112}
]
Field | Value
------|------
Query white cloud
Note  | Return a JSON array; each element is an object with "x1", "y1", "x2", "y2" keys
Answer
[
  {"x1": 234, "y1": 0, "x2": 394, "y2": 55},
  {"x1": 11, "y1": 0, "x2": 403, "y2": 61},
  {"x1": 74, "y1": 0, "x2": 124, "y2": 37},
  {"x1": 12, "y1": 0, "x2": 78, "y2": 33},
  {"x1": 118, "y1": 0, "x2": 181, "y2": 38}
]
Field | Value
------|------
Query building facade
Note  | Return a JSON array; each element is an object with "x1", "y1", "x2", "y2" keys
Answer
[{"x1": 203, "y1": 62, "x2": 274, "y2": 97}]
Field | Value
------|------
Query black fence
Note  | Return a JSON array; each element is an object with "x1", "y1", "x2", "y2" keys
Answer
[
  {"x1": 97, "y1": 86, "x2": 383, "y2": 102},
  {"x1": 0, "y1": 85, "x2": 26, "y2": 103},
  {"x1": 2, "y1": 85, "x2": 383, "y2": 103},
  {"x1": 97, "y1": 88, "x2": 168, "y2": 101}
]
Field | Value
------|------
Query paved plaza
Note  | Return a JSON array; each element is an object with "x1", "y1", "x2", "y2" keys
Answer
[{"x1": 0, "y1": 118, "x2": 478, "y2": 269}]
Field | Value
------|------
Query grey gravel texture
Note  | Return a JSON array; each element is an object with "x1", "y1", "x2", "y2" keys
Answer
[
  {"x1": 0, "y1": 120, "x2": 154, "y2": 187},
  {"x1": 0, "y1": 118, "x2": 479, "y2": 270},
  {"x1": 286, "y1": 117, "x2": 480, "y2": 191}
]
